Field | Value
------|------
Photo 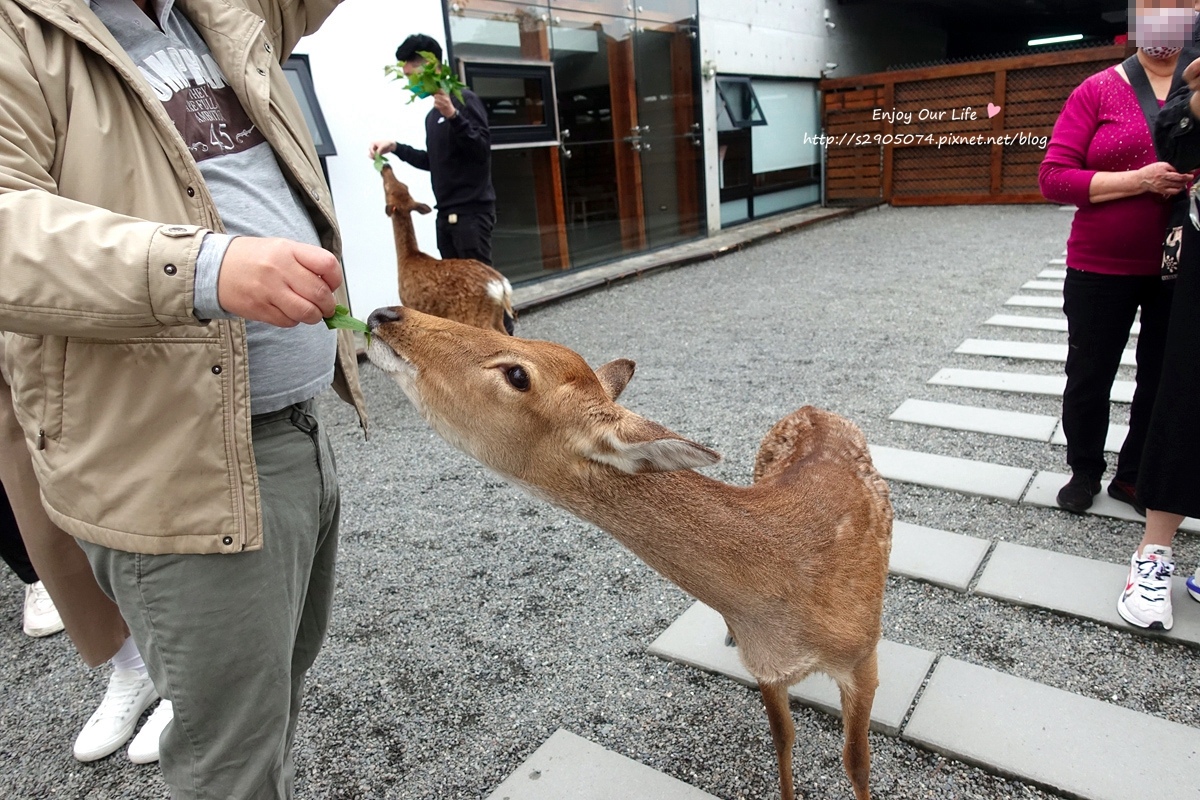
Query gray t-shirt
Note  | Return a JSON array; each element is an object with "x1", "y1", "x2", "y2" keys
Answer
[{"x1": 90, "y1": 0, "x2": 337, "y2": 415}]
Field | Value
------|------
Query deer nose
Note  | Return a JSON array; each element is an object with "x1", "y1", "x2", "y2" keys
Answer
[{"x1": 367, "y1": 307, "x2": 402, "y2": 329}]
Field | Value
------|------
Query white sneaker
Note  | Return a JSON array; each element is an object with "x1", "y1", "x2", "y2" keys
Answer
[
  {"x1": 73, "y1": 669, "x2": 159, "y2": 762},
  {"x1": 1117, "y1": 545, "x2": 1175, "y2": 631},
  {"x1": 23, "y1": 581, "x2": 64, "y2": 638},
  {"x1": 127, "y1": 700, "x2": 173, "y2": 764}
]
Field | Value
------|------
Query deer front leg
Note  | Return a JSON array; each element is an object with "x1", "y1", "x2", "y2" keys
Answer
[
  {"x1": 758, "y1": 679, "x2": 796, "y2": 800},
  {"x1": 837, "y1": 653, "x2": 878, "y2": 800}
]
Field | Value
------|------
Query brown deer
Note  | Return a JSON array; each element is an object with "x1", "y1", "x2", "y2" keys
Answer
[
  {"x1": 365, "y1": 306, "x2": 892, "y2": 800},
  {"x1": 381, "y1": 164, "x2": 515, "y2": 334}
]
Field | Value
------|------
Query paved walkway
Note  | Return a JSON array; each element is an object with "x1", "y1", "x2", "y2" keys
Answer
[{"x1": 485, "y1": 248, "x2": 1200, "y2": 799}]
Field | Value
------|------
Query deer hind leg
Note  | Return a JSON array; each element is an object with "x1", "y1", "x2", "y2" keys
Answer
[
  {"x1": 758, "y1": 680, "x2": 796, "y2": 800},
  {"x1": 837, "y1": 653, "x2": 878, "y2": 800}
]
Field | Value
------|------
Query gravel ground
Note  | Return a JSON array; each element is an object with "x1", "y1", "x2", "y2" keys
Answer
[{"x1": 2, "y1": 204, "x2": 1197, "y2": 800}]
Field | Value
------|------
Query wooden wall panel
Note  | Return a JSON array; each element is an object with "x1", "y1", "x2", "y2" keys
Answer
[{"x1": 820, "y1": 45, "x2": 1129, "y2": 206}]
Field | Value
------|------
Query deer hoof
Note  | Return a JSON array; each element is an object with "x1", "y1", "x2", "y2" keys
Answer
[{"x1": 724, "y1": 633, "x2": 737, "y2": 648}]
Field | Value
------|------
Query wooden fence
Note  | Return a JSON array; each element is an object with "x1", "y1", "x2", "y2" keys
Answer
[{"x1": 819, "y1": 45, "x2": 1129, "y2": 206}]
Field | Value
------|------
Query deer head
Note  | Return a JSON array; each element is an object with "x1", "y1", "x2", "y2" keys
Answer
[
  {"x1": 365, "y1": 306, "x2": 720, "y2": 488},
  {"x1": 381, "y1": 165, "x2": 432, "y2": 218}
]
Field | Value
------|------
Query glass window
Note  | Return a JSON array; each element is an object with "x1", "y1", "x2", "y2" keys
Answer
[
  {"x1": 751, "y1": 80, "x2": 819, "y2": 173},
  {"x1": 282, "y1": 55, "x2": 335, "y2": 156},
  {"x1": 461, "y1": 61, "x2": 559, "y2": 145},
  {"x1": 715, "y1": 76, "x2": 766, "y2": 130}
]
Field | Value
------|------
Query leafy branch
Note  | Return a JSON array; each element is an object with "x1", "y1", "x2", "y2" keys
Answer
[{"x1": 385, "y1": 51, "x2": 466, "y2": 104}]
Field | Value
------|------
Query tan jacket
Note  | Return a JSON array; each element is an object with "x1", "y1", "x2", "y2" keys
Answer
[{"x1": 0, "y1": 0, "x2": 367, "y2": 554}]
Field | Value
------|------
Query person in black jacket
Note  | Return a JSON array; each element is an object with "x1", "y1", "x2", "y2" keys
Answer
[
  {"x1": 369, "y1": 34, "x2": 496, "y2": 265},
  {"x1": 1117, "y1": 4, "x2": 1200, "y2": 632}
]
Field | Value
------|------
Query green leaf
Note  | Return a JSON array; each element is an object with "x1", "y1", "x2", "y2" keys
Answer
[
  {"x1": 324, "y1": 304, "x2": 371, "y2": 340},
  {"x1": 373, "y1": 153, "x2": 387, "y2": 173}
]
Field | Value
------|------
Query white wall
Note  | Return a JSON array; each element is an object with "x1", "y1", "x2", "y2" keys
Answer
[{"x1": 294, "y1": 0, "x2": 448, "y2": 318}]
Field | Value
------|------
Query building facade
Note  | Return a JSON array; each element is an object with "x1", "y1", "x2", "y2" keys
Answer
[{"x1": 297, "y1": 0, "x2": 835, "y2": 314}]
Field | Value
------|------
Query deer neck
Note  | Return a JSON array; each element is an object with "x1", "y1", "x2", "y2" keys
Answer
[
  {"x1": 528, "y1": 467, "x2": 762, "y2": 612},
  {"x1": 391, "y1": 211, "x2": 423, "y2": 266}
]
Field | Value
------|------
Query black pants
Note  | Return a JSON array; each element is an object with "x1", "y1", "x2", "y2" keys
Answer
[
  {"x1": 1062, "y1": 268, "x2": 1173, "y2": 483},
  {"x1": 0, "y1": 483, "x2": 37, "y2": 584},
  {"x1": 436, "y1": 209, "x2": 495, "y2": 265}
]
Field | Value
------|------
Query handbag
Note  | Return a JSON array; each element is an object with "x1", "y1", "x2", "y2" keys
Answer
[{"x1": 1124, "y1": 54, "x2": 1185, "y2": 280}]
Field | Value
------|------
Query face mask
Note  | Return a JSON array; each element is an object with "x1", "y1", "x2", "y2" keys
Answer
[
  {"x1": 1143, "y1": 44, "x2": 1184, "y2": 58},
  {"x1": 1133, "y1": 8, "x2": 1196, "y2": 48}
]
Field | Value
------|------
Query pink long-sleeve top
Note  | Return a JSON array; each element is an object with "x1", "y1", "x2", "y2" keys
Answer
[{"x1": 1039, "y1": 67, "x2": 1171, "y2": 276}]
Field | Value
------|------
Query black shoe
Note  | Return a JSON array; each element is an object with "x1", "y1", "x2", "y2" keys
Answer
[
  {"x1": 1056, "y1": 474, "x2": 1101, "y2": 513},
  {"x1": 1107, "y1": 479, "x2": 1146, "y2": 516}
]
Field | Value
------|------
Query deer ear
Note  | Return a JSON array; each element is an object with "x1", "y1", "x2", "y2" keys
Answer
[
  {"x1": 595, "y1": 358, "x2": 635, "y2": 401},
  {"x1": 585, "y1": 414, "x2": 721, "y2": 474},
  {"x1": 385, "y1": 204, "x2": 394, "y2": 216},
  {"x1": 415, "y1": 203, "x2": 433, "y2": 215}
]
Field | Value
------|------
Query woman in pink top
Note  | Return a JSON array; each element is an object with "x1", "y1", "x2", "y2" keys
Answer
[{"x1": 1038, "y1": 18, "x2": 1187, "y2": 517}]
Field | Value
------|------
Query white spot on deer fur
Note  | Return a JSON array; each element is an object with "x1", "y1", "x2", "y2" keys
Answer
[{"x1": 486, "y1": 279, "x2": 510, "y2": 304}]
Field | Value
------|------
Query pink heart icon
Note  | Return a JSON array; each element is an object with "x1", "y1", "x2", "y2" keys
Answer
[{"x1": 987, "y1": 103, "x2": 1002, "y2": 118}]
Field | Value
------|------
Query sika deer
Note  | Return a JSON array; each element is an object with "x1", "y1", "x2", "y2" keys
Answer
[
  {"x1": 365, "y1": 307, "x2": 892, "y2": 800},
  {"x1": 381, "y1": 165, "x2": 515, "y2": 334}
]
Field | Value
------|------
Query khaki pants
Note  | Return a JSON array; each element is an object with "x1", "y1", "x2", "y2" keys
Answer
[
  {"x1": 81, "y1": 399, "x2": 339, "y2": 800},
  {"x1": 0, "y1": 350, "x2": 127, "y2": 667}
]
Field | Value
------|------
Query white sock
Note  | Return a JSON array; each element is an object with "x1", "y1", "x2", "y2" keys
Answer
[{"x1": 110, "y1": 635, "x2": 147, "y2": 677}]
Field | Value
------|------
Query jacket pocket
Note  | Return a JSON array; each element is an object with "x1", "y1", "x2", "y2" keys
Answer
[
  {"x1": 5, "y1": 333, "x2": 65, "y2": 452},
  {"x1": 48, "y1": 337, "x2": 240, "y2": 543}
]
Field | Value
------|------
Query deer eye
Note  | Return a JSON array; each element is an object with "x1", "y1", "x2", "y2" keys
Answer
[{"x1": 504, "y1": 365, "x2": 530, "y2": 392}]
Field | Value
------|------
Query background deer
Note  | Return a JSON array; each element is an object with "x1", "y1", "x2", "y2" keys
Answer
[
  {"x1": 381, "y1": 165, "x2": 515, "y2": 334},
  {"x1": 365, "y1": 306, "x2": 893, "y2": 800}
]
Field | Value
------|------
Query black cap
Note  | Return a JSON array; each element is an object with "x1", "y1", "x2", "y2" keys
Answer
[{"x1": 396, "y1": 34, "x2": 442, "y2": 63}]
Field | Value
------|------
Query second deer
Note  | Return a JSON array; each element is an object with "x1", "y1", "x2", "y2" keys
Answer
[
  {"x1": 365, "y1": 306, "x2": 892, "y2": 800},
  {"x1": 380, "y1": 164, "x2": 515, "y2": 334}
]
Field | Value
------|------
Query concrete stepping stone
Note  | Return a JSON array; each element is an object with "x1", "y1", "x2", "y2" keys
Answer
[
  {"x1": 869, "y1": 445, "x2": 1034, "y2": 501},
  {"x1": 1020, "y1": 280, "x2": 1064, "y2": 292},
  {"x1": 647, "y1": 602, "x2": 936, "y2": 736},
  {"x1": 1048, "y1": 256, "x2": 1067, "y2": 264},
  {"x1": 903, "y1": 657, "x2": 1200, "y2": 800},
  {"x1": 974, "y1": 542, "x2": 1200, "y2": 646},
  {"x1": 955, "y1": 339, "x2": 1134, "y2": 366},
  {"x1": 1005, "y1": 295, "x2": 1063, "y2": 309},
  {"x1": 1021, "y1": 471, "x2": 1200, "y2": 532},
  {"x1": 891, "y1": 521, "x2": 990, "y2": 591},
  {"x1": 984, "y1": 314, "x2": 1069, "y2": 332},
  {"x1": 928, "y1": 368, "x2": 1134, "y2": 403},
  {"x1": 890, "y1": 398, "x2": 1059, "y2": 442},
  {"x1": 1049, "y1": 421, "x2": 1127, "y2": 453},
  {"x1": 983, "y1": 315, "x2": 1140, "y2": 336},
  {"x1": 1038, "y1": 269, "x2": 1067, "y2": 279},
  {"x1": 484, "y1": 728, "x2": 720, "y2": 800}
]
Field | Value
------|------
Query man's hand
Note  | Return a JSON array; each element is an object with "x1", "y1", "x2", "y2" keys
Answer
[
  {"x1": 216, "y1": 237, "x2": 342, "y2": 327},
  {"x1": 1137, "y1": 162, "x2": 1190, "y2": 197},
  {"x1": 368, "y1": 140, "x2": 397, "y2": 158},
  {"x1": 432, "y1": 91, "x2": 457, "y2": 119}
]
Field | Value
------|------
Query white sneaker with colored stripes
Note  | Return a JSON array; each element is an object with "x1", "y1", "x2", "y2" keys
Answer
[{"x1": 1117, "y1": 545, "x2": 1175, "y2": 631}]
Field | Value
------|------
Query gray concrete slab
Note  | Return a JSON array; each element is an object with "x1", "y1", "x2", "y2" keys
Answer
[
  {"x1": 1037, "y1": 269, "x2": 1067, "y2": 279},
  {"x1": 983, "y1": 314, "x2": 1068, "y2": 332},
  {"x1": 982, "y1": 315, "x2": 1140, "y2": 335},
  {"x1": 1020, "y1": 280, "x2": 1064, "y2": 292},
  {"x1": 484, "y1": 728, "x2": 720, "y2": 800},
  {"x1": 647, "y1": 602, "x2": 935, "y2": 736},
  {"x1": 1021, "y1": 471, "x2": 1200, "y2": 532},
  {"x1": 928, "y1": 368, "x2": 1134, "y2": 402},
  {"x1": 955, "y1": 339, "x2": 1134, "y2": 366},
  {"x1": 889, "y1": 399, "x2": 1058, "y2": 442},
  {"x1": 869, "y1": 445, "x2": 1034, "y2": 501},
  {"x1": 891, "y1": 521, "x2": 991, "y2": 591},
  {"x1": 974, "y1": 542, "x2": 1200, "y2": 646},
  {"x1": 1049, "y1": 421, "x2": 1127, "y2": 453},
  {"x1": 903, "y1": 658, "x2": 1200, "y2": 800},
  {"x1": 1004, "y1": 295, "x2": 1063, "y2": 309},
  {"x1": 1049, "y1": 256, "x2": 1067, "y2": 263}
]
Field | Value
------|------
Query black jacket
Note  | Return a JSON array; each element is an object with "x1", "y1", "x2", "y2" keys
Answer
[{"x1": 393, "y1": 88, "x2": 496, "y2": 214}]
